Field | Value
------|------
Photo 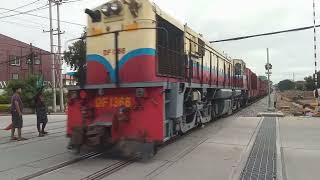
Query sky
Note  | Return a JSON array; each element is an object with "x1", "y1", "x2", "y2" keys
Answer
[{"x1": 0, "y1": 0, "x2": 319, "y2": 83}]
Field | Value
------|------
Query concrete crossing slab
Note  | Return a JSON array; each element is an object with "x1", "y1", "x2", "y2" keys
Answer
[
  {"x1": 150, "y1": 143, "x2": 244, "y2": 180},
  {"x1": 279, "y1": 117, "x2": 320, "y2": 180},
  {"x1": 105, "y1": 117, "x2": 262, "y2": 180}
]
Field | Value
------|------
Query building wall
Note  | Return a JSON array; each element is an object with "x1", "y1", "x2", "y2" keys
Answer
[{"x1": 0, "y1": 33, "x2": 60, "y2": 88}]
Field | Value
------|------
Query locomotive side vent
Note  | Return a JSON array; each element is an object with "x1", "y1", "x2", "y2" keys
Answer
[{"x1": 156, "y1": 15, "x2": 185, "y2": 78}]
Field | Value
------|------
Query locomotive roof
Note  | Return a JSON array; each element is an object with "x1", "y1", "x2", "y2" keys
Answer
[{"x1": 151, "y1": 1, "x2": 232, "y2": 63}]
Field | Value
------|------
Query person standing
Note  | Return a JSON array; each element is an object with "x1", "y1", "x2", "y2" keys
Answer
[
  {"x1": 11, "y1": 87, "x2": 26, "y2": 141},
  {"x1": 274, "y1": 91, "x2": 277, "y2": 108},
  {"x1": 35, "y1": 93, "x2": 48, "y2": 137}
]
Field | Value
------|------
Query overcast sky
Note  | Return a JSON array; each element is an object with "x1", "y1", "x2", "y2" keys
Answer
[{"x1": 0, "y1": 0, "x2": 319, "y2": 83}]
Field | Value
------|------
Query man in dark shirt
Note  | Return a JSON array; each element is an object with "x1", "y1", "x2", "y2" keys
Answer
[{"x1": 11, "y1": 87, "x2": 26, "y2": 141}]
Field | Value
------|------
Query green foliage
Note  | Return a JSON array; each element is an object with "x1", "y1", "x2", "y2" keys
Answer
[
  {"x1": 0, "y1": 94, "x2": 10, "y2": 104},
  {"x1": 64, "y1": 32, "x2": 86, "y2": 84},
  {"x1": 0, "y1": 104, "x2": 10, "y2": 112},
  {"x1": 278, "y1": 79, "x2": 296, "y2": 91},
  {"x1": 304, "y1": 76, "x2": 315, "y2": 91},
  {"x1": 43, "y1": 90, "x2": 66, "y2": 107},
  {"x1": 295, "y1": 83, "x2": 305, "y2": 91},
  {"x1": 5, "y1": 75, "x2": 44, "y2": 108},
  {"x1": 2, "y1": 75, "x2": 66, "y2": 111}
]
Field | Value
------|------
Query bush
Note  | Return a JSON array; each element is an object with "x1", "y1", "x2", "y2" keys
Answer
[
  {"x1": 0, "y1": 94, "x2": 10, "y2": 104},
  {"x1": 5, "y1": 75, "x2": 47, "y2": 109},
  {"x1": 0, "y1": 104, "x2": 10, "y2": 112},
  {"x1": 278, "y1": 79, "x2": 296, "y2": 92},
  {"x1": 4, "y1": 75, "x2": 67, "y2": 110},
  {"x1": 43, "y1": 90, "x2": 67, "y2": 107}
]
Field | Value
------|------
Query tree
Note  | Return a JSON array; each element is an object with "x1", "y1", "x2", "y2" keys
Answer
[
  {"x1": 5, "y1": 75, "x2": 41, "y2": 108},
  {"x1": 295, "y1": 82, "x2": 305, "y2": 91},
  {"x1": 304, "y1": 76, "x2": 314, "y2": 91},
  {"x1": 278, "y1": 79, "x2": 296, "y2": 91},
  {"x1": 64, "y1": 32, "x2": 86, "y2": 87}
]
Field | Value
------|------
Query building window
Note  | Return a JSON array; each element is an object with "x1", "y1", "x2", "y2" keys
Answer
[
  {"x1": 12, "y1": 74, "x2": 19, "y2": 80},
  {"x1": 9, "y1": 55, "x2": 20, "y2": 66},
  {"x1": 34, "y1": 57, "x2": 41, "y2": 65}
]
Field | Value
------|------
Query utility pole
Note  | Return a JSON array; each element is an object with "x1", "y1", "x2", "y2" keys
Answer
[
  {"x1": 28, "y1": 43, "x2": 34, "y2": 75},
  {"x1": 49, "y1": 0, "x2": 57, "y2": 113},
  {"x1": 56, "y1": 0, "x2": 65, "y2": 112},
  {"x1": 293, "y1": 72, "x2": 295, "y2": 82}
]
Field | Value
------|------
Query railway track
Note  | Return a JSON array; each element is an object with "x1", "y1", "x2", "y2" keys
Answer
[
  {"x1": 16, "y1": 152, "x2": 137, "y2": 180},
  {"x1": 232, "y1": 97, "x2": 266, "y2": 115},
  {"x1": 13, "y1": 97, "x2": 266, "y2": 180},
  {"x1": 81, "y1": 156, "x2": 138, "y2": 180},
  {"x1": 16, "y1": 151, "x2": 104, "y2": 180}
]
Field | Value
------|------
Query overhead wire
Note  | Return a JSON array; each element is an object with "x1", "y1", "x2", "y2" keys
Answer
[
  {"x1": 0, "y1": 20, "x2": 45, "y2": 30},
  {"x1": 5, "y1": 16, "x2": 48, "y2": 27},
  {"x1": 0, "y1": 7, "x2": 85, "y2": 27},
  {"x1": 0, "y1": 19, "x2": 79, "y2": 40},
  {"x1": 0, "y1": 0, "x2": 42, "y2": 15},
  {"x1": 210, "y1": 25, "x2": 320, "y2": 43},
  {"x1": 62, "y1": 0, "x2": 85, "y2": 3},
  {"x1": 0, "y1": 4, "x2": 49, "y2": 19}
]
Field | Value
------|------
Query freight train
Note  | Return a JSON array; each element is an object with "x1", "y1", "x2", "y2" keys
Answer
[{"x1": 67, "y1": 0, "x2": 268, "y2": 158}]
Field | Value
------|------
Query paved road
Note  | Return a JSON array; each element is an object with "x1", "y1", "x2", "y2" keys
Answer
[
  {"x1": 0, "y1": 115, "x2": 66, "y2": 145},
  {"x1": 1, "y1": 96, "x2": 318, "y2": 180},
  {"x1": 280, "y1": 116, "x2": 320, "y2": 180},
  {"x1": 0, "y1": 97, "x2": 268, "y2": 180}
]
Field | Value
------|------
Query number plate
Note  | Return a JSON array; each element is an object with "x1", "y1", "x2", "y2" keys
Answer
[{"x1": 95, "y1": 96, "x2": 132, "y2": 108}]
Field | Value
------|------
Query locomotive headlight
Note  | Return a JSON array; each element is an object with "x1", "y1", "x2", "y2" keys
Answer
[
  {"x1": 110, "y1": 2, "x2": 119, "y2": 11},
  {"x1": 110, "y1": 1, "x2": 122, "y2": 14},
  {"x1": 101, "y1": 1, "x2": 122, "y2": 17},
  {"x1": 101, "y1": 4, "x2": 111, "y2": 16}
]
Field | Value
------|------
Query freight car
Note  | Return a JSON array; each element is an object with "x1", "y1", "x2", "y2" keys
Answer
[{"x1": 67, "y1": 0, "x2": 268, "y2": 158}]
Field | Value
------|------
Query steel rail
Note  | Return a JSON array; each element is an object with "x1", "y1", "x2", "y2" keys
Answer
[
  {"x1": 81, "y1": 156, "x2": 138, "y2": 180},
  {"x1": 16, "y1": 151, "x2": 103, "y2": 180}
]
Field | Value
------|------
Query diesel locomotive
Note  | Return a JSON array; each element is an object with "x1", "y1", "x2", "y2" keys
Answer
[{"x1": 67, "y1": 0, "x2": 268, "y2": 158}]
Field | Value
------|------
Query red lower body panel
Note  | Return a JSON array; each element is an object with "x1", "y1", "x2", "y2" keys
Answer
[{"x1": 67, "y1": 87, "x2": 164, "y2": 143}]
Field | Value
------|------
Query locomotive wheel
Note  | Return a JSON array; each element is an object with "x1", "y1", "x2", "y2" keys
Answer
[{"x1": 227, "y1": 106, "x2": 233, "y2": 115}]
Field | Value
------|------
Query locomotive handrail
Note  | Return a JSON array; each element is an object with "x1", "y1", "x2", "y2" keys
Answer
[{"x1": 84, "y1": 27, "x2": 168, "y2": 44}]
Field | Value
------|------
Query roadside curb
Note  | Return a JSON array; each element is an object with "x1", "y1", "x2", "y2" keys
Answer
[
  {"x1": 276, "y1": 117, "x2": 286, "y2": 180},
  {"x1": 0, "y1": 113, "x2": 66, "y2": 116},
  {"x1": 47, "y1": 113, "x2": 66, "y2": 115}
]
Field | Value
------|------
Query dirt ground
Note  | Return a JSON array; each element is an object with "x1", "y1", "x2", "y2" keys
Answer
[{"x1": 276, "y1": 90, "x2": 317, "y2": 116}]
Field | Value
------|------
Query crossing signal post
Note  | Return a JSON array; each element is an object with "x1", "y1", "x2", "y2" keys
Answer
[{"x1": 266, "y1": 48, "x2": 274, "y2": 111}]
